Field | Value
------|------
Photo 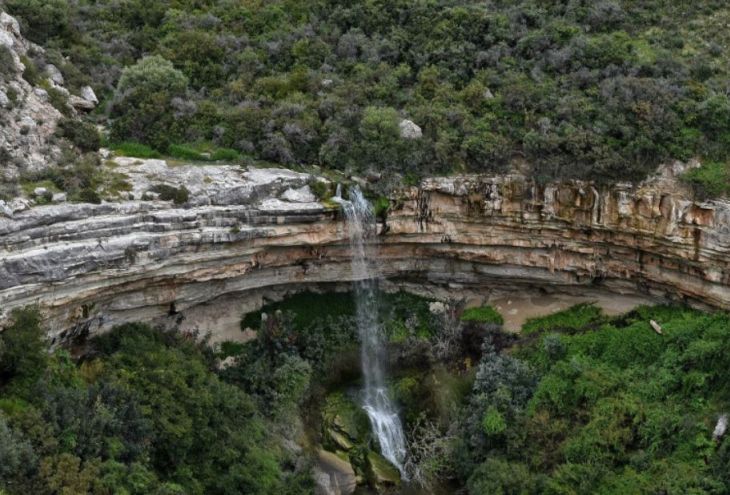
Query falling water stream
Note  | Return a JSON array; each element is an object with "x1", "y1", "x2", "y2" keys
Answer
[{"x1": 335, "y1": 185, "x2": 408, "y2": 476}]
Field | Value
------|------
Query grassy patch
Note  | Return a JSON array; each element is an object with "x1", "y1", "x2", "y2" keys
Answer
[
  {"x1": 20, "y1": 179, "x2": 60, "y2": 197},
  {"x1": 461, "y1": 305, "x2": 504, "y2": 325},
  {"x1": 168, "y1": 143, "x2": 243, "y2": 163},
  {"x1": 111, "y1": 142, "x2": 162, "y2": 159},
  {"x1": 681, "y1": 161, "x2": 730, "y2": 199},
  {"x1": 522, "y1": 303, "x2": 604, "y2": 335},
  {"x1": 167, "y1": 144, "x2": 206, "y2": 161},
  {"x1": 241, "y1": 291, "x2": 356, "y2": 330}
]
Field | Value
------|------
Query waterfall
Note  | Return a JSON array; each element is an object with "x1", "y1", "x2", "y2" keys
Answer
[{"x1": 336, "y1": 185, "x2": 408, "y2": 476}]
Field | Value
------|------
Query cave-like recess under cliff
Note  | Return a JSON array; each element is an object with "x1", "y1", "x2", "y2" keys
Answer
[{"x1": 0, "y1": 159, "x2": 728, "y2": 344}]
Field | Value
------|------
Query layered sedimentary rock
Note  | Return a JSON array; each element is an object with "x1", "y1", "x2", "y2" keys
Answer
[{"x1": 0, "y1": 159, "x2": 728, "y2": 342}]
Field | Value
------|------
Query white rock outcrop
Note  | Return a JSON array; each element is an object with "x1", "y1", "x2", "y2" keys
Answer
[
  {"x1": 399, "y1": 119, "x2": 422, "y2": 139},
  {"x1": 0, "y1": 10, "x2": 64, "y2": 180}
]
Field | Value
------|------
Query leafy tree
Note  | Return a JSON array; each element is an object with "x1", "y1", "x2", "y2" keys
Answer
[{"x1": 111, "y1": 56, "x2": 189, "y2": 150}]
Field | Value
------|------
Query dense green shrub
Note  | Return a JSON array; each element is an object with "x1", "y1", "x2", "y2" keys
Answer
[
  {"x1": 681, "y1": 161, "x2": 730, "y2": 199},
  {"x1": 19, "y1": 55, "x2": 40, "y2": 86},
  {"x1": 46, "y1": 87, "x2": 70, "y2": 116},
  {"x1": 0, "y1": 46, "x2": 15, "y2": 77},
  {"x1": 150, "y1": 184, "x2": 190, "y2": 205},
  {"x1": 56, "y1": 118, "x2": 101, "y2": 152},
  {"x1": 459, "y1": 305, "x2": 730, "y2": 493},
  {"x1": 0, "y1": 314, "x2": 306, "y2": 495},
  {"x1": 5, "y1": 0, "x2": 70, "y2": 43},
  {"x1": 76, "y1": 188, "x2": 101, "y2": 204},
  {"x1": 9, "y1": 0, "x2": 730, "y2": 189},
  {"x1": 110, "y1": 56, "x2": 189, "y2": 151}
]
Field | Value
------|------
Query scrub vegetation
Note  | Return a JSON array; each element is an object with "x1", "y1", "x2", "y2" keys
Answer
[
  {"x1": 4, "y1": 297, "x2": 727, "y2": 494},
  {"x1": 6, "y1": 0, "x2": 730, "y2": 189}
]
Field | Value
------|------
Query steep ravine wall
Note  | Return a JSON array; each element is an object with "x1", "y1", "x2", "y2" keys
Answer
[{"x1": 0, "y1": 163, "x2": 728, "y2": 343}]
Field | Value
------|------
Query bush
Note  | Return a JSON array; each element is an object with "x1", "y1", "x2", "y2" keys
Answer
[
  {"x1": 0, "y1": 46, "x2": 16, "y2": 77},
  {"x1": 5, "y1": 0, "x2": 70, "y2": 43},
  {"x1": 20, "y1": 55, "x2": 40, "y2": 86},
  {"x1": 111, "y1": 56, "x2": 189, "y2": 150},
  {"x1": 56, "y1": 118, "x2": 101, "y2": 152},
  {"x1": 76, "y1": 188, "x2": 101, "y2": 204},
  {"x1": 308, "y1": 179, "x2": 331, "y2": 201},
  {"x1": 47, "y1": 87, "x2": 70, "y2": 116},
  {"x1": 151, "y1": 184, "x2": 189, "y2": 205},
  {"x1": 681, "y1": 162, "x2": 730, "y2": 200},
  {"x1": 0, "y1": 307, "x2": 47, "y2": 391}
]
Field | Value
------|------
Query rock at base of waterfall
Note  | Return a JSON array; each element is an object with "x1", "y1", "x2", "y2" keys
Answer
[
  {"x1": 327, "y1": 427, "x2": 355, "y2": 451},
  {"x1": 366, "y1": 451, "x2": 401, "y2": 487},
  {"x1": 315, "y1": 450, "x2": 357, "y2": 495},
  {"x1": 399, "y1": 119, "x2": 422, "y2": 139}
]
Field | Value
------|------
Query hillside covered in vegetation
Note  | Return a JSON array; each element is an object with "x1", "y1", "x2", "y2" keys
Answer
[
  {"x1": 1, "y1": 297, "x2": 729, "y2": 494},
  {"x1": 4, "y1": 0, "x2": 730, "y2": 185}
]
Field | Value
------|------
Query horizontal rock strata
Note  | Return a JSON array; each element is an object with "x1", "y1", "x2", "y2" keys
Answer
[{"x1": 0, "y1": 162, "x2": 728, "y2": 342}]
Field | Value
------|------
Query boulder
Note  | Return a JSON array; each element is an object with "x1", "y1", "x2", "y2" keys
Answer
[
  {"x1": 315, "y1": 450, "x2": 357, "y2": 495},
  {"x1": 281, "y1": 185, "x2": 316, "y2": 203},
  {"x1": 33, "y1": 88, "x2": 48, "y2": 101},
  {"x1": 33, "y1": 187, "x2": 48, "y2": 197},
  {"x1": 52, "y1": 192, "x2": 67, "y2": 202},
  {"x1": 0, "y1": 199, "x2": 13, "y2": 218},
  {"x1": 45, "y1": 64, "x2": 64, "y2": 85},
  {"x1": 399, "y1": 119, "x2": 422, "y2": 139},
  {"x1": 366, "y1": 451, "x2": 400, "y2": 487},
  {"x1": 80, "y1": 85, "x2": 98, "y2": 105},
  {"x1": 0, "y1": 89, "x2": 8, "y2": 107},
  {"x1": 8, "y1": 197, "x2": 30, "y2": 213},
  {"x1": 0, "y1": 12, "x2": 21, "y2": 37},
  {"x1": 70, "y1": 94, "x2": 95, "y2": 111}
]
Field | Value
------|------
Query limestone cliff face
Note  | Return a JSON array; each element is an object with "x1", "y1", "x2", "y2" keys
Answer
[
  {"x1": 0, "y1": 11, "x2": 97, "y2": 183},
  {"x1": 386, "y1": 167, "x2": 729, "y2": 310},
  {"x1": 0, "y1": 159, "x2": 728, "y2": 342}
]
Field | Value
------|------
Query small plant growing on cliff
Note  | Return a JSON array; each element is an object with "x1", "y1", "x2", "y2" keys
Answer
[
  {"x1": 681, "y1": 161, "x2": 730, "y2": 200},
  {"x1": 308, "y1": 178, "x2": 331, "y2": 200},
  {"x1": 0, "y1": 46, "x2": 16, "y2": 76},
  {"x1": 56, "y1": 118, "x2": 101, "y2": 152},
  {"x1": 151, "y1": 184, "x2": 189, "y2": 205}
]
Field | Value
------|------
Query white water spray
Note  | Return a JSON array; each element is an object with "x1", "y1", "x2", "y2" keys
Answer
[{"x1": 336, "y1": 185, "x2": 408, "y2": 475}]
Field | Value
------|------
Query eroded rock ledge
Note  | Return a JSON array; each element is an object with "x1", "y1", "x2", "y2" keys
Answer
[{"x1": 0, "y1": 160, "x2": 728, "y2": 342}]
